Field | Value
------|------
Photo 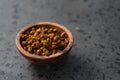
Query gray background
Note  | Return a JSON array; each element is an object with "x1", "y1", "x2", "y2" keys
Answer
[{"x1": 0, "y1": 0, "x2": 120, "y2": 80}]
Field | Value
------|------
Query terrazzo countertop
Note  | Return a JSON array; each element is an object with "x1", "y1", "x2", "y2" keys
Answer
[{"x1": 0, "y1": 0, "x2": 120, "y2": 80}]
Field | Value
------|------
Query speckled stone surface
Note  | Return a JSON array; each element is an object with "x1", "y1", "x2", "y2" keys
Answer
[{"x1": 0, "y1": 0, "x2": 120, "y2": 80}]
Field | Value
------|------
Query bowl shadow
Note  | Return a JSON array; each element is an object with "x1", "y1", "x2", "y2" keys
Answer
[{"x1": 30, "y1": 53, "x2": 102, "y2": 80}]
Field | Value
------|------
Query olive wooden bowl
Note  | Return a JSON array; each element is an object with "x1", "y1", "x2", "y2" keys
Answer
[{"x1": 16, "y1": 22, "x2": 73, "y2": 65}]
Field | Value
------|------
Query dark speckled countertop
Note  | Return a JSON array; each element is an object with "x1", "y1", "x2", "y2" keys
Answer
[{"x1": 0, "y1": 0, "x2": 120, "y2": 80}]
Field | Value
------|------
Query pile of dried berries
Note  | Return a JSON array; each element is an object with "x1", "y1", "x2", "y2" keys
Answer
[{"x1": 20, "y1": 26, "x2": 69, "y2": 56}]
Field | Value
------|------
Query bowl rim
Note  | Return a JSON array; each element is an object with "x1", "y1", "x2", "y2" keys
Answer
[{"x1": 16, "y1": 22, "x2": 73, "y2": 59}]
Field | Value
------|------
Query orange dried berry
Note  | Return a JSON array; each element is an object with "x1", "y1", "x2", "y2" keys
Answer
[
  {"x1": 36, "y1": 49, "x2": 41, "y2": 55},
  {"x1": 42, "y1": 40, "x2": 47, "y2": 45},
  {"x1": 22, "y1": 41, "x2": 27, "y2": 45},
  {"x1": 53, "y1": 36, "x2": 58, "y2": 41},
  {"x1": 34, "y1": 32, "x2": 38, "y2": 36},
  {"x1": 44, "y1": 28, "x2": 48, "y2": 32},
  {"x1": 44, "y1": 50, "x2": 49, "y2": 56},
  {"x1": 60, "y1": 32, "x2": 66, "y2": 37},
  {"x1": 53, "y1": 28, "x2": 57, "y2": 32},
  {"x1": 36, "y1": 28, "x2": 41, "y2": 32},
  {"x1": 52, "y1": 44, "x2": 56, "y2": 49},
  {"x1": 51, "y1": 50, "x2": 57, "y2": 55},
  {"x1": 27, "y1": 47, "x2": 32, "y2": 52},
  {"x1": 57, "y1": 40, "x2": 61, "y2": 43},
  {"x1": 42, "y1": 53, "x2": 46, "y2": 56},
  {"x1": 40, "y1": 47, "x2": 44, "y2": 50},
  {"x1": 32, "y1": 27, "x2": 35, "y2": 31},
  {"x1": 42, "y1": 27, "x2": 45, "y2": 29},
  {"x1": 28, "y1": 35, "x2": 31, "y2": 38},
  {"x1": 28, "y1": 40, "x2": 32, "y2": 44},
  {"x1": 50, "y1": 33, "x2": 54, "y2": 39},
  {"x1": 40, "y1": 34, "x2": 44, "y2": 38},
  {"x1": 48, "y1": 28, "x2": 53, "y2": 33},
  {"x1": 23, "y1": 47, "x2": 27, "y2": 50},
  {"x1": 21, "y1": 34, "x2": 27, "y2": 40},
  {"x1": 42, "y1": 48, "x2": 47, "y2": 52},
  {"x1": 26, "y1": 31, "x2": 30, "y2": 34},
  {"x1": 52, "y1": 42, "x2": 57, "y2": 45},
  {"x1": 35, "y1": 43, "x2": 41, "y2": 49},
  {"x1": 61, "y1": 41, "x2": 66, "y2": 46},
  {"x1": 46, "y1": 38, "x2": 50, "y2": 41},
  {"x1": 30, "y1": 31, "x2": 35, "y2": 34},
  {"x1": 64, "y1": 38, "x2": 69, "y2": 44},
  {"x1": 31, "y1": 43, "x2": 35, "y2": 47}
]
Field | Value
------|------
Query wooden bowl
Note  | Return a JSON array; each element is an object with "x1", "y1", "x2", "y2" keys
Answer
[{"x1": 16, "y1": 22, "x2": 73, "y2": 65}]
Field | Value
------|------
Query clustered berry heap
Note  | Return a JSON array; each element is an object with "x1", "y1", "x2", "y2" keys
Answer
[{"x1": 21, "y1": 26, "x2": 69, "y2": 56}]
